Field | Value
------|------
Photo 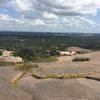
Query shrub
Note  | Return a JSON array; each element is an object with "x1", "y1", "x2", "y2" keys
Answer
[
  {"x1": 14, "y1": 48, "x2": 35, "y2": 62},
  {"x1": 72, "y1": 57, "x2": 90, "y2": 62},
  {"x1": 76, "y1": 50, "x2": 88, "y2": 54}
]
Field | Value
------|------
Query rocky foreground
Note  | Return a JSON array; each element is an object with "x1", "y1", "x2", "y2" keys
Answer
[
  {"x1": 0, "y1": 78, "x2": 32, "y2": 100},
  {"x1": 18, "y1": 77, "x2": 100, "y2": 100},
  {"x1": 0, "y1": 51, "x2": 100, "y2": 100}
]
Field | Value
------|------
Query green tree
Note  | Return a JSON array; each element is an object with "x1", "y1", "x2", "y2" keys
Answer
[
  {"x1": 14, "y1": 48, "x2": 35, "y2": 62},
  {"x1": 49, "y1": 47, "x2": 60, "y2": 56}
]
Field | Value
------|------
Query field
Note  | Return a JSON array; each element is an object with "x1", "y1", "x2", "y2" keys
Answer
[{"x1": 0, "y1": 32, "x2": 100, "y2": 100}]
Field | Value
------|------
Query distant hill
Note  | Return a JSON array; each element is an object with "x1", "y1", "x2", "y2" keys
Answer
[{"x1": 0, "y1": 31, "x2": 98, "y2": 37}]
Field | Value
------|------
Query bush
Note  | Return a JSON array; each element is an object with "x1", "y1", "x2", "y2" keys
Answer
[
  {"x1": 14, "y1": 48, "x2": 35, "y2": 62},
  {"x1": 76, "y1": 50, "x2": 88, "y2": 54},
  {"x1": 72, "y1": 57, "x2": 90, "y2": 62}
]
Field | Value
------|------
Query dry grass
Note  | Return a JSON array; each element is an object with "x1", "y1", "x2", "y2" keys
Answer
[{"x1": 32, "y1": 73, "x2": 92, "y2": 79}]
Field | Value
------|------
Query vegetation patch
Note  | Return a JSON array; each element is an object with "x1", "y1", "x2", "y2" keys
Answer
[
  {"x1": 32, "y1": 69, "x2": 97, "y2": 79},
  {"x1": 15, "y1": 63, "x2": 39, "y2": 71},
  {"x1": 33, "y1": 56, "x2": 57, "y2": 63},
  {"x1": 76, "y1": 50, "x2": 89, "y2": 54},
  {"x1": 10, "y1": 72, "x2": 26, "y2": 85},
  {"x1": 32, "y1": 73, "x2": 89, "y2": 79},
  {"x1": 0, "y1": 61, "x2": 15, "y2": 67},
  {"x1": 10, "y1": 63, "x2": 39, "y2": 85},
  {"x1": 72, "y1": 57, "x2": 90, "y2": 62}
]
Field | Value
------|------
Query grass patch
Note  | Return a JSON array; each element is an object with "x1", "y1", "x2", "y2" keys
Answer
[
  {"x1": 15, "y1": 63, "x2": 39, "y2": 71},
  {"x1": 32, "y1": 73, "x2": 88, "y2": 79},
  {"x1": 32, "y1": 56, "x2": 57, "y2": 63},
  {"x1": 76, "y1": 51, "x2": 89, "y2": 54},
  {"x1": 10, "y1": 72, "x2": 26, "y2": 85},
  {"x1": 46, "y1": 74, "x2": 86, "y2": 79},
  {"x1": 72, "y1": 57, "x2": 90, "y2": 62},
  {"x1": 0, "y1": 61, "x2": 15, "y2": 67}
]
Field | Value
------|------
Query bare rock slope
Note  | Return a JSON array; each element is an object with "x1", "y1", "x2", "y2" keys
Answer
[{"x1": 0, "y1": 79, "x2": 32, "y2": 100}]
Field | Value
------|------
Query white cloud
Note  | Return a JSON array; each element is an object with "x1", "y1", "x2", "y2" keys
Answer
[
  {"x1": 9, "y1": 0, "x2": 100, "y2": 16},
  {"x1": 0, "y1": 0, "x2": 99, "y2": 31},
  {"x1": 45, "y1": 16, "x2": 96, "y2": 29},
  {"x1": 0, "y1": 13, "x2": 96, "y2": 31},
  {"x1": 8, "y1": 0, "x2": 99, "y2": 27},
  {"x1": 0, "y1": 14, "x2": 24, "y2": 24},
  {"x1": 0, "y1": 14, "x2": 45, "y2": 28},
  {"x1": 10, "y1": 0, "x2": 33, "y2": 12},
  {"x1": 34, "y1": 0, "x2": 100, "y2": 16},
  {"x1": 43, "y1": 12, "x2": 58, "y2": 19},
  {"x1": 28, "y1": 19, "x2": 45, "y2": 26}
]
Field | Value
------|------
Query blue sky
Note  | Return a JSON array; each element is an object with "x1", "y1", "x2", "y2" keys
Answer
[{"x1": 0, "y1": 0, "x2": 100, "y2": 33}]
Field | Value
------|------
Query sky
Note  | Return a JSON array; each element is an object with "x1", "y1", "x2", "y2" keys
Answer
[{"x1": 0, "y1": 0, "x2": 100, "y2": 33}]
